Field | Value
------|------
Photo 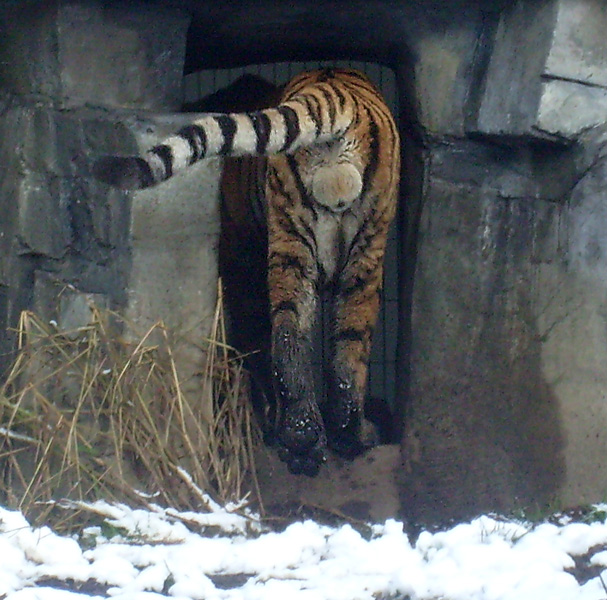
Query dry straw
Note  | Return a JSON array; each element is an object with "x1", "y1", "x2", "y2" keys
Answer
[{"x1": 0, "y1": 283, "x2": 261, "y2": 532}]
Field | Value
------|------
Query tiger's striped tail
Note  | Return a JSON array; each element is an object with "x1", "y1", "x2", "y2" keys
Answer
[{"x1": 94, "y1": 102, "x2": 348, "y2": 190}]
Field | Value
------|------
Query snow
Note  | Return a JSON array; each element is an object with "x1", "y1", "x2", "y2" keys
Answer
[{"x1": 1, "y1": 501, "x2": 607, "y2": 600}]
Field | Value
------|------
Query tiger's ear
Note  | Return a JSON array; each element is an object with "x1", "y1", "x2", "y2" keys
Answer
[{"x1": 93, "y1": 156, "x2": 155, "y2": 190}]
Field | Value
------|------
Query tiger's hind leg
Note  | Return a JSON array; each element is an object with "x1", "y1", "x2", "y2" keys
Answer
[
  {"x1": 324, "y1": 227, "x2": 388, "y2": 458},
  {"x1": 272, "y1": 307, "x2": 327, "y2": 476},
  {"x1": 267, "y1": 198, "x2": 327, "y2": 476}
]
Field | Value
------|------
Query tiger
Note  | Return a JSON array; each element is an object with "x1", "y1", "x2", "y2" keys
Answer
[{"x1": 94, "y1": 67, "x2": 401, "y2": 476}]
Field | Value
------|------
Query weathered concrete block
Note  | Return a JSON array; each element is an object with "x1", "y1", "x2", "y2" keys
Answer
[
  {"x1": 0, "y1": 99, "x2": 133, "y2": 263},
  {"x1": 32, "y1": 271, "x2": 108, "y2": 334},
  {"x1": 0, "y1": 282, "x2": 8, "y2": 370},
  {"x1": 0, "y1": 110, "x2": 20, "y2": 277},
  {"x1": 88, "y1": 113, "x2": 223, "y2": 402},
  {"x1": 0, "y1": 1, "x2": 190, "y2": 110},
  {"x1": 114, "y1": 113, "x2": 222, "y2": 337},
  {"x1": 536, "y1": 79, "x2": 607, "y2": 139},
  {"x1": 473, "y1": 0, "x2": 607, "y2": 140},
  {"x1": 401, "y1": 133, "x2": 607, "y2": 525},
  {"x1": 19, "y1": 106, "x2": 59, "y2": 175},
  {"x1": 1, "y1": 99, "x2": 222, "y2": 421},
  {"x1": 473, "y1": 0, "x2": 559, "y2": 138},
  {"x1": 17, "y1": 173, "x2": 71, "y2": 259},
  {"x1": 545, "y1": 0, "x2": 607, "y2": 88},
  {"x1": 412, "y1": 24, "x2": 483, "y2": 137},
  {"x1": 0, "y1": 1, "x2": 200, "y2": 389}
]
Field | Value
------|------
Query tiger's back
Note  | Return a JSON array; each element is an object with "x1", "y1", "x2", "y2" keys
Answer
[{"x1": 94, "y1": 68, "x2": 400, "y2": 476}]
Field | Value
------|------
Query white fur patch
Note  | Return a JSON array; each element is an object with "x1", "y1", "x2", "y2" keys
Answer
[
  {"x1": 315, "y1": 213, "x2": 341, "y2": 279},
  {"x1": 231, "y1": 114, "x2": 257, "y2": 155},
  {"x1": 164, "y1": 135, "x2": 194, "y2": 172},
  {"x1": 198, "y1": 116, "x2": 224, "y2": 156},
  {"x1": 312, "y1": 163, "x2": 362, "y2": 211},
  {"x1": 267, "y1": 110, "x2": 287, "y2": 154}
]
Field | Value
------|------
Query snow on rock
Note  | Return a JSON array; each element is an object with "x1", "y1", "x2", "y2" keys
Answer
[{"x1": 2, "y1": 502, "x2": 607, "y2": 599}]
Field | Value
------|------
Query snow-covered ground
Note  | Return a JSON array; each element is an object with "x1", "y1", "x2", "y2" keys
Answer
[{"x1": 2, "y1": 499, "x2": 607, "y2": 600}]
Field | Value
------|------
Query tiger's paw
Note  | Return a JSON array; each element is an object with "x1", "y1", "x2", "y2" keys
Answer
[
  {"x1": 277, "y1": 402, "x2": 327, "y2": 476},
  {"x1": 280, "y1": 406, "x2": 324, "y2": 452},
  {"x1": 278, "y1": 445, "x2": 327, "y2": 477},
  {"x1": 326, "y1": 407, "x2": 377, "y2": 459},
  {"x1": 328, "y1": 432, "x2": 367, "y2": 459}
]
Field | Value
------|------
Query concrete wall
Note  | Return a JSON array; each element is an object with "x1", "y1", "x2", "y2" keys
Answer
[
  {"x1": 0, "y1": 1, "x2": 220, "y2": 402},
  {"x1": 402, "y1": 0, "x2": 607, "y2": 525}
]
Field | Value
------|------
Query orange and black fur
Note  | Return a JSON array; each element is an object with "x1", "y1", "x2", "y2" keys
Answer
[{"x1": 94, "y1": 68, "x2": 400, "y2": 476}]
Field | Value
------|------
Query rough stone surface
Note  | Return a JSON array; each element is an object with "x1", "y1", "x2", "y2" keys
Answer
[
  {"x1": 473, "y1": 0, "x2": 559, "y2": 138},
  {"x1": 0, "y1": 2, "x2": 216, "y2": 392},
  {"x1": 32, "y1": 271, "x2": 109, "y2": 334},
  {"x1": 545, "y1": 0, "x2": 607, "y2": 88},
  {"x1": 0, "y1": 1, "x2": 190, "y2": 110},
  {"x1": 473, "y1": 0, "x2": 607, "y2": 141},
  {"x1": 402, "y1": 141, "x2": 567, "y2": 525},
  {"x1": 537, "y1": 80, "x2": 607, "y2": 139},
  {"x1": 401, "y1": 128, "x2": 607, "y2": 525},
  {"x1": 399, "y1": 0, "x2": 607, "y2": 524}
]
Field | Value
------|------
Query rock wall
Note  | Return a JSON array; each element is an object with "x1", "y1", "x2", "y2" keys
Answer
[
  {"x1": 0, "y1": 1, "x2": 219, "y2": 402},
  {"x1": 401, "y1": 0, "x2": 607, "y2": 525}
]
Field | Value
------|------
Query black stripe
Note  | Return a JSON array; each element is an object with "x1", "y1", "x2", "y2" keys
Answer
[
  {"x1": 319, "y1": 86, "x2": 337, "y2": 130},
  {"x1": 299, "y1": 213, "x2": 318, "y2": 247},
  {"x1": 271, "y1": 300, "x2": 298, "y2": 319},
  {"x1": 150, "y1": 145, "x2": 173, "y2": 181},
  {"x1": 214, "y1": 115, "x2": 238, "y2": 155},
  {"x1": 333, "y1": 327, "x2": 366, "y2": 343},
  {"x1": 344, "y1": 212, "x2": 378, "y2": 265},
  {"x1": 267, "y1": 166, "x2": 317, "y2": 257},
  {"x1": 133, "y1": 158, "x2": 156, "y2": 188},
  {"x1": 361, "y1": 107, "x2": 380, "y2": 197},
  {"x1": 292, "y1": 162, "x2": 319, "y2": 220},
  {"x1": 338, "y1": 274, "x2": 368, "y2": 298},
  {"x1": 361, "y1": 92, "x2": 398, "y2": 150},
  {"x1": 340, "y1": 73, "x2": 376, "y2": 95},
  {"x1": 283, "y1": 73, "x2": 312, "y2": 99},
  {"x1": 271, "y1": 199, "x2": 317, "y2": 259},
  {"x1": 340, "y1": 78, "x2": 386, "y2": 112},
  {"x1": 286, "y1": 155, "x2": 317, "y2": 214},
  {"x1": 178, "y1": 124, "x2": 207, "y2": 164},
  {"x1": 277, "y1": 106, "x2": 300, "y2": 152},
  {"x1": 250, "y1": 111, "x2": 272, "y2": 154},
  {"x1": 251, "y1": 158, "x2": 268, "y2": 231},
  {"x1": 269, "y1": 250, "x2": 308, "y2": 278},
  {"x1": 317, "y1": 68, "x2": 334, "y2": 82},
  {"x1": 93, "y1": 156, "x2": 156, "y2": 189},
  {"x1": 302, "y1": 95, "x2": 322, "y2": 137},
  {"x1": 333, "y1": 83, "x2": 347, "y2": 112}
]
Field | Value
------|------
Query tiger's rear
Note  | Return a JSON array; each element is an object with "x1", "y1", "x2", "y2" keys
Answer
[{"x1": 94, "y1": 68, "x2": 400, "y2": 476}]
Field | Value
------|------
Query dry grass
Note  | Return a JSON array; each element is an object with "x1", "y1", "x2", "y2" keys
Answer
[{"x1": 0, "y1": 285, "x2": 260, "y2": 532}]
